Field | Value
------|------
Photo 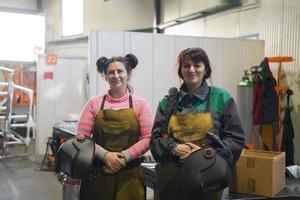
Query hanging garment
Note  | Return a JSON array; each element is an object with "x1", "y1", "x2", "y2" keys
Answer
[
  {"x1": 260, "y1": 58, "x2": 279, "y2": 124},
  {"x1": 252, "y1": 59, "x2": 279, "y2": 151},
  {"x1": 281, "y1": 90, "x2": 294, "y2": 166},
  {"x1": 252, "y1": 81, "x2": 264, "y2": 125}
]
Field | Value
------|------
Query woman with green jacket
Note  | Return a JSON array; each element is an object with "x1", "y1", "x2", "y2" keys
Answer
[{"x1": 150, "y1": 47, "x2": 245, "y2": 200}]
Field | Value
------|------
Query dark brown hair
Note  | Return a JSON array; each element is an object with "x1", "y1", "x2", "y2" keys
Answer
[
  {"x1": 96, "y1": 54, "x2": 138, "y2": 74},
  {"x1": 96, "y1": 54, "x2": 138, "y2": 93},
  {"x1": 177, "y1": 48, "x2": 211, "y2": 80}
]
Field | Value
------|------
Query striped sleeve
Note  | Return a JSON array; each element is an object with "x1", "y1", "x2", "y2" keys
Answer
[
  {"x1": 121, "y1": 97, "x2": 153, "y2": 162},
  {"x1": 77, "y1": 98, "x2": 97, "y2": 136},
  {"x1": 76, "y1": 96, "x2": 108, "y2": 159}
]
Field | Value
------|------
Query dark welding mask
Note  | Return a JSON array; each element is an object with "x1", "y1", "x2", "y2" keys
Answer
[
  {"x1": 179, "y1": 134, "x2": 233, "y2": 199},
  {"x1": 57, "y1": 134, "x2": 95, "y2": 179}
]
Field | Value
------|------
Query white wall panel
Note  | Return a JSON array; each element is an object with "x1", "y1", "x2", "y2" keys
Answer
[
  {"x1": 89, "y1": 32, "x2": 99, "y2": 99},
  {"x1": 96, "y1": 31, "x2": 125, "y2": 96},
  {"x1": 222, "y1": 39, "x2": 243, "y2": 99},
  {"x1": 55, "y1": 59, "x2": 69, "y2": 120},
  {"x1": 202, "y1": 38, "x2": 224, "y2": 87},
  {"x1": 89, "y1": 31, "x2": 264, "y2": 115},
  {"x1": 37, "y1": 55, "x2": 87, "y2": 155},
  {"x1": 36, "y1": 57, "x2": 57, "y2": 156},
  {"x1": 241, "y1": 40, "x2": 265, "y2": 69},
  {"x1": 128, "y1": 33, "x2": 154, "y2": 111},
  {"x1": 99, "y1": 31, "x2": 125, "y2": 57},
  {"x1": 153, "y1": 34, "x2": 177, "y2": 110},
  {"x1": 69, "y1": 59, "x2": 88, "y2": 113}
]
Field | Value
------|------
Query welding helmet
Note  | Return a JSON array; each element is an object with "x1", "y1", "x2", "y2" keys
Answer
[
  {"x1": 57, "y1": 134, "x2": 95, "y2": 179},
  {"x1": 179, "y1": 141, "x2": 233, "y2": 199}
]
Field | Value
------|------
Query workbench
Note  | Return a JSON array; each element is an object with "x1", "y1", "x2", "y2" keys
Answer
[{"x1": 140, "y1": 163, "x2": 300, "y2": 200}]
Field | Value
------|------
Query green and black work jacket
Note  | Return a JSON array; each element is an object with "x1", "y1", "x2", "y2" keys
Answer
[{"x1": 150, "y1": 81, "x2": 245, "y2": 165}]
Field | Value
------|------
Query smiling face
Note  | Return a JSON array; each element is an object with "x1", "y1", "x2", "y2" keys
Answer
[
  {"x1": 105, "y1": 61, "x2": 131, "y2": 93},
  {"x1": 181, "y1": 60, "x2": 206, "y2": 90},
  {"x1": 177, "y1": 48, "x2": 211, "y2": 93}
]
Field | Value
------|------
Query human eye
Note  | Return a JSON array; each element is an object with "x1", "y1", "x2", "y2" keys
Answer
[
  {"x1": 117, "y1": 69, "x2": 125, "y2": 74},
  {"x1": 183, "y1": 64, "x2": 190, "y2": 68},
  {"x1": 107, "y1": 70, "x2": 114, "y2": 75},
  {"x1": 195, "y1": 62, "x2": 204, "y2": 69}
]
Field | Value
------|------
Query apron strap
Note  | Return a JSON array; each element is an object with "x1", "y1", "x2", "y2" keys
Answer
[
  {"x1": 162, "y1": 88, "x2": 179, "y2": 132},
  {"x1": 100, "y1": 94, "x2": 133, "y2": 110},
  {"x1": 100, "y1": 95, "x2": 107, "y2": 110},
  {"x1": 129, "y1": 95, "x2": 133, "y2": 109},
  {"x1": 205, "y1": 87, "x2": 211, "y2": 112}
]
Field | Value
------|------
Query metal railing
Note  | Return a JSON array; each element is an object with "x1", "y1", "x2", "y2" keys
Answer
[{"x1": 0, "y1": 66, "x2": 35, "y2": 158}]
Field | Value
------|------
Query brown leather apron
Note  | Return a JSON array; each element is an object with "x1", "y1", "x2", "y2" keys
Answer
[
  {"x1": 80, "y1": 95, "x2": 145, "y2": 200},
  {"x1": 155, "y1": 96, "x2": 222, "y2": 200}
]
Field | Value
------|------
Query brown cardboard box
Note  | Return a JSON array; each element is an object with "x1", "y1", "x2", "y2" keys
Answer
[{"x1": 230, "y1": 149, "x2": 285, "y2": 197}]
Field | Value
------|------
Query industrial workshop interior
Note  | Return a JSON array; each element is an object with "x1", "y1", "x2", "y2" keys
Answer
[{"x1": 1, "y1": 0, "x2": 300, "y2": 200}]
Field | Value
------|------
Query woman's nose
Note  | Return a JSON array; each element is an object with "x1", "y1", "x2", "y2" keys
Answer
[
  {"x1": 188, "y1": 66, "x2": 196, "y2": 72},
  {"x1": 112, "y1": 71, "x2": 119, "y2": 77}
]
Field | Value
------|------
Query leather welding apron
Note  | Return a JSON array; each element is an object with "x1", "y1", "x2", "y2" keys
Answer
[
  {"x1": 155, "y1": 97, "x2": 222, "y2": 200},
  {"x1": 80, "y1": 95, "x2": 145, "y2": 200}
]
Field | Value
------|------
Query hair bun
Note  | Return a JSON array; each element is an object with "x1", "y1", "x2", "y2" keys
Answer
[
  {"x1": 96, "y1": 57, "x2": 108, "y2": 73},
  {"x1": 125, "y1": 54, "x2": 138, "y2": 69}
]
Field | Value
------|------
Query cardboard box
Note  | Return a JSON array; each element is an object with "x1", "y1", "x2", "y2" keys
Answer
[{"x1": 230, "y1": 149, "x2": 285, "y2": 197}]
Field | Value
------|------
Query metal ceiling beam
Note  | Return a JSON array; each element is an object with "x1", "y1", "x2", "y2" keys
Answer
[
  {"x1": 0, "y1": 7, "x2": 42, "y2": 15},
  {"x1": 157, "y1": 0, "x2": 243, "y2": 30},
  {"x1": 154, "y1": 0, "x2": 162, "y2": 33}
]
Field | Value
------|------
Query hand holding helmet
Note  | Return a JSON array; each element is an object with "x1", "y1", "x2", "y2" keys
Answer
[
  {"x1": 56, "y1": 134, "x2": 96, "y2": 180},
  {"x1": 179, "y1": 133, "x2": 233, "y2": 199},
  {"x1": 176, "y1": 142, "x2": 201, "y2": 160}
]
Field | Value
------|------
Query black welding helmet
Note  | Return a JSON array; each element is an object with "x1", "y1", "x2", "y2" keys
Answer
[
  {"x1": 57, "y1": 134, "x2": 95, "y2": 179},
  {"x1": 179, "y1": 134, "x2": 233, "y2": 199}
]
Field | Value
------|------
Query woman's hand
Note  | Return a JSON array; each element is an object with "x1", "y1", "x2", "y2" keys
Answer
[
  {"x1": 185, "y1": 142, "x2": 201, "y2": 151},
  {"x1": 103, "y1": 152, "x2": 126, "y2": 174},
  {"x1": 175, "y1": 144, "x2": 191, "y2": 159},
  {"x1": 176, "y1": 142, "x2": 201, "y2": 160}
]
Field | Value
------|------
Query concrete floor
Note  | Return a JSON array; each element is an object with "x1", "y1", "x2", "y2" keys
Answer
[
  {"x1": 0, "y1": 138, "x2": 62, "y2": 200},
  {"x1": 0, "y1": 140, "x2": 154, "y2": 200},
  {"x1": 0, "y1": 155, "x2": 62, "y2": 200}
]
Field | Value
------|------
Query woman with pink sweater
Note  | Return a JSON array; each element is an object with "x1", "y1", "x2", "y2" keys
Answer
[{"x1": 77, "y1": 54, "x2": 153, "y2": 200}]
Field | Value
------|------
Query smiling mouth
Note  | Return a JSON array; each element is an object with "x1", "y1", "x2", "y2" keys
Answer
[
  {"x1": 111, "y1": 79, "x2": 121, "y2": 83},
  {"x1": 187, "y1": 75, "x2": 198, "y2": 78}
]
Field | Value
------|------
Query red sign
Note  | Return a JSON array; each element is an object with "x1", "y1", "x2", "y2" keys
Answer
[
  {"x1": 43, "y1": 72, "x2": 54, "y2": 80},
  {"x1": 46, "y1": 53, "x2": 57, "y2": 65}
]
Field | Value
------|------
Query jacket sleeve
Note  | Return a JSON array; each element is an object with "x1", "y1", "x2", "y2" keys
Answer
[
  {"x1": 150, "y1": 104, "x2": 179, "y2": 162},
  {"x1": 220, "y1": 98, "x2": 245, "y2": 164}
]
